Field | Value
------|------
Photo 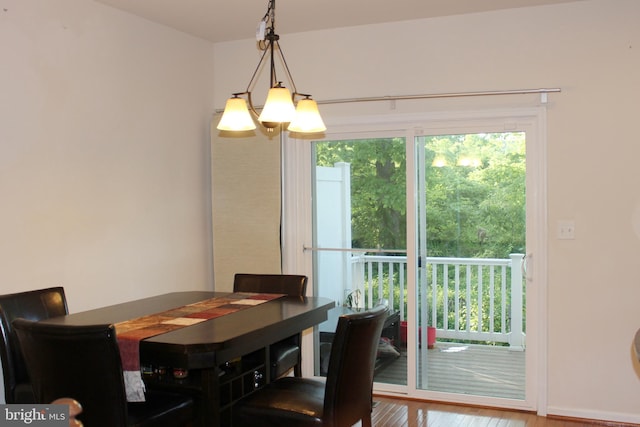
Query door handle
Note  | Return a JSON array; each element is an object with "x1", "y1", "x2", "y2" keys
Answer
[{"x1": 522, "y1": 253, "x2": 533, "y2": 282}]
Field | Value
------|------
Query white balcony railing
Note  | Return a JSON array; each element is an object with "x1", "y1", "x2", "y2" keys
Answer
[{"x1": 348, "y1": 253, "x2": 525, "y2": 350}]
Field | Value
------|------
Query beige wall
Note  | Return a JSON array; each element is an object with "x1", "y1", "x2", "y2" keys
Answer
[
  {"x1": 0, "y1": 0, "x2": 215, "y2": 311},
  {"x1": 2, "y1": 0, "x2": 639, "y2": 421},
  {"x1": 214, "y1": 0, "x2": 640, "y2": 423}
]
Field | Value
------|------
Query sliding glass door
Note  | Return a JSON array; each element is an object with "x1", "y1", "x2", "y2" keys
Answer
[
  {"x1": 415, "y1": 132, "x2": 527, "y2": 400},
  {"x1": 311, "y1": 135, "x2": 407, "y2": 385},
  {"x1": 283, "y1": 109, "x2": 544, "y2": 411}
]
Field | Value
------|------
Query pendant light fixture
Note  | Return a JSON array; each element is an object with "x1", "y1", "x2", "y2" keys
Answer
[{"x1": 217, "y1": 0, "x2": 326, "y2": 134}]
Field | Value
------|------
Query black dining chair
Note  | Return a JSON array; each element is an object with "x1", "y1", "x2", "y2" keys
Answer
[
  {"x1": 232, "y1": 304, "x2": 388, "y2": 427},
  {"x1": 0, "y1": 286, "x2": 68, "y2": 403},
  {"x1": 233, "y1": 273, "x2": 308, "y2": 379},
  {"x1": 13, "y1": 319, "x2": 195, "y2": 427}
]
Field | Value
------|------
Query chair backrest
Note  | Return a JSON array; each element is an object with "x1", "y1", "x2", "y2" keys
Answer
[
  {"x1": 0, "y1": 287, "x2": 68, "y2": 403},
  {"x1": 233, "y1": 274, "x2": 308, "y2": 297},
  {"x1": 13, "y1": 319, "x2": 129, "y2": 426},
  {"x1": 323, "y1": 305, "x2": 388, "y2": 426}
]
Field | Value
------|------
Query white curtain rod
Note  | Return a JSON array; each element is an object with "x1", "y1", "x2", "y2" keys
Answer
[
  {"x1": 316, "y1": 88, "x2": 561, "y2": 106},
  {"x1": 215, "y1": 88, "x2": 560, "y2": 113}
]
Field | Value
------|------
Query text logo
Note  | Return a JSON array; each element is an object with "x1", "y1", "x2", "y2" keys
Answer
[{"x1": 0, "y1": 405, "x2": 68, "y2": 426}]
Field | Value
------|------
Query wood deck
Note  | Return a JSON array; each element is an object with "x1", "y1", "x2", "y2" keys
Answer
[{"x1": 374, "y1": 343, "x2": 525, "y2": 400}]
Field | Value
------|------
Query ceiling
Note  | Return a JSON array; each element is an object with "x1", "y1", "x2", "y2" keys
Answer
[{"x1": 93, "y1": 0, "x2": 584, "y2": 43}]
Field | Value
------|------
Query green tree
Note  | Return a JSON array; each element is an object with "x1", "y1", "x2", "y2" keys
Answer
[
  {"x1": 316, "y1": 138, "x2": 407, "y2": 251},
  {"x1": 315, "y1": 132, "x2": 525, "y2": 258}
]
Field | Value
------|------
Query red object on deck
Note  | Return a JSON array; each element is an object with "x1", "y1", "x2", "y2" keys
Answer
[{"x1": 400, "y1": 321, "x2": 436, "y2": 348}]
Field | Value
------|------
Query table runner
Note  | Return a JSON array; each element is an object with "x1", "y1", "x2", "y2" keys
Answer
[{"x1": 115, "y1": 292, "x2": 283, "y2": 402}]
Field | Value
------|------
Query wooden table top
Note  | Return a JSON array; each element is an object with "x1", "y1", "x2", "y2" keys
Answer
[{"x1": 41, "y1": 291, "x2": 334, "y2": 369}]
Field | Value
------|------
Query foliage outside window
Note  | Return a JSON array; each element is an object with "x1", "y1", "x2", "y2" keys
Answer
[
  {"x1": 314, "y1": 133, "x2": 525, "y2": 342},
  {"x1": 315, "y1": 132, "x2": 525, "y2": 259}
]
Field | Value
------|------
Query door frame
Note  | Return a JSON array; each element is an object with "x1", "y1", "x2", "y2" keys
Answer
[{"x1": 281, "y1": 107, "x2": 548, "y2": 414}]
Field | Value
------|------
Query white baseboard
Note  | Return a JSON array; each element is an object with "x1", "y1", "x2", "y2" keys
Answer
[{"x1": 547, "y1": 405, "x2": 640, "y2": 425}]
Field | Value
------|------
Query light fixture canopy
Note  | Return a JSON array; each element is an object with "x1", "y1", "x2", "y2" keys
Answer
[{"x1": 217, "y1": 0, "x2": 325, "y2": 134}]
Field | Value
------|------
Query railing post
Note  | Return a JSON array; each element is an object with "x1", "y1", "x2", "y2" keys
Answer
[
  {"x1": 509, "y1": 253, "x2": 525, "y2": 350},
  {"x1": 350, "y1": 254, "x2": 365, "y2": 309}
]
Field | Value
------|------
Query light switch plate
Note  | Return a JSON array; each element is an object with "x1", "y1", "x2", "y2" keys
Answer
[{"x1": 558, "y1": 220, "x2": 575, "y2": 239}]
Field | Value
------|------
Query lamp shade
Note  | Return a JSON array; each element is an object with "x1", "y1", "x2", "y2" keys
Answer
[
  {"x1": 288, "y1": 98, "x2": 326, "y2": 133},
  {"x1": 217, "y1": 97, "x2": 256, "y2": 131},
  {"x1": 258, "y1": 86, "x2": 296, "y2": 128}
]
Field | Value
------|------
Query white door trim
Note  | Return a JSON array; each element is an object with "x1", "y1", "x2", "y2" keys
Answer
[{"x1": 282, "y1": 107, "x2": 548, "y2": 413}]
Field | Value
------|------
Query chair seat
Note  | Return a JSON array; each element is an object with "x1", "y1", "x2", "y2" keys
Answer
[
  {"x1": 271, "y1": 338, "x2": 300, "y2": 378},
  {"x1": 234, "y1": 377, "x2": 325, "y2": 427},
  {"x1": 127, "y1": 390, "x2": 194, "y2": 427}
]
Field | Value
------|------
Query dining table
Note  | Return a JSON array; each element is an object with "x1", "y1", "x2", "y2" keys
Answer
[{"x1": 38, "y1": 290, "x2": 334, "y2": 427}]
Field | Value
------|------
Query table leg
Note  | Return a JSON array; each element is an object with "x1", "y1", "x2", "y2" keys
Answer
[{"x1": 200, "y1": 367, "x2": 221, "y2": 427}]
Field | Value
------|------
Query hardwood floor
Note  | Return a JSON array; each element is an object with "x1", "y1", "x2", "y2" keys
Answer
[
  {"x1": 370, "y1": 345, "x2": 632, "y2": 426},
  {"x1": 371, "y1": 396, "x2": 617, "y2": 426}
]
